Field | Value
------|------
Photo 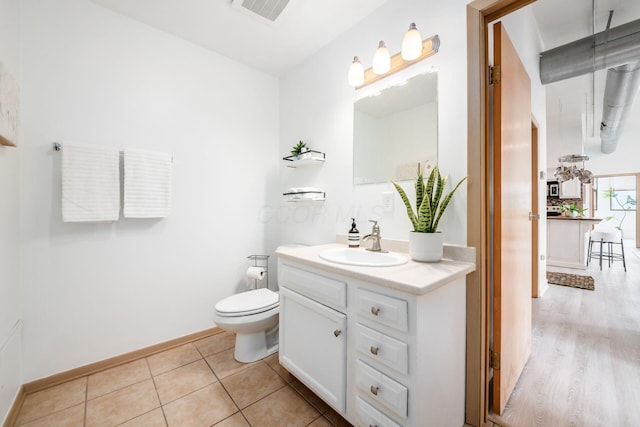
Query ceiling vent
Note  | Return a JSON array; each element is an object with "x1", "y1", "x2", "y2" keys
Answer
[{"x1": 231, "y1": 0, "x2": 290, "y2": 22}]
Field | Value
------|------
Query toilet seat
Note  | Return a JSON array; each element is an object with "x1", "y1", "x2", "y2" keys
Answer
[{"x1": 215, "y1": 288, "x2": 279, "y2": 317}]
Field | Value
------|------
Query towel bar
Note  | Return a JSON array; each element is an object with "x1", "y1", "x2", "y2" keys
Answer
[{"x1": 52, "y1": 142, "x2": 173, "y2": 162}]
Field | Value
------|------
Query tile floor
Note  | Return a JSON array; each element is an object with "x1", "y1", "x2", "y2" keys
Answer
[{"x1": 13, "y1": 331, "x2": 353, "y2": 427}]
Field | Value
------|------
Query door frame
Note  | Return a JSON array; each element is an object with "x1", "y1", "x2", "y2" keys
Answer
[
  {"x1": 531, "y1": 119, "x2": 540, "y2": 298},
  {"x1": 465, "y1": 1, "x2": 536, "y2": 426}
]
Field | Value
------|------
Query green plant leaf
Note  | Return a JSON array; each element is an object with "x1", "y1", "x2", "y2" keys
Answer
[
  {"x1": 432, "y1": 172, "x2": 447, "y2": 220},
  {"x1": 417, "y1": 190, "x2": 433, "y2": 232},
  {"x1": 424, "y1": 166, "x2": 437, "y2": 211},
  {"x1": 392, "y1": 181, "x2": 418, "y2": 231},
  {"x1": 415, "y1": 165, "x2": 424, "y2": 213},
  {"x1": 432, "y1": 177, "x2": 467, "y2": 232}
]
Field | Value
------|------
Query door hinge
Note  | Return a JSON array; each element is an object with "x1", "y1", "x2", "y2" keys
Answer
[
  {"x1": 491, "y1": 351, "x2": 501, "y2": 370},
  {"x1": 489, "y1": 65, "x2": 501, "y2": 84}
]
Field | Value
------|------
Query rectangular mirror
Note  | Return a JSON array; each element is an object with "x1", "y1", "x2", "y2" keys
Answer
[{"x1": 353, "y1": 72, "x2": 438, "y2": 184}]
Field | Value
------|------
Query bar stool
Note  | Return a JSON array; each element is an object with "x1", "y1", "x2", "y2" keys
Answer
[{"x1": 587, "y1": 229, "x2": 626, "y2": 271}]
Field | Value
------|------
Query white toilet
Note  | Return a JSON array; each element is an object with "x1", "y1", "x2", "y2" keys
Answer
[{"x1": 213, "y1": 287, "x2": 280, "y2": 363}]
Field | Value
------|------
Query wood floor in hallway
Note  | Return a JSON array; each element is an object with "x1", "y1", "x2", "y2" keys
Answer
[{"x1": 490, "y1": 240, "x2": 640, "y2": 427}]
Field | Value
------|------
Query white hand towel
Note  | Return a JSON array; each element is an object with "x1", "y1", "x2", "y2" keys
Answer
[
  {"x1": 124, "y1": 148, "x2": 172, "y2": 218},
  {"x1": 62, "y1": 143, "x2": 120, "y2": 222}
]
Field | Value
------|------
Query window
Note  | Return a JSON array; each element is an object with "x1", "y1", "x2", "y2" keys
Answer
[{"x1": 608, "y1": 189, "x2": 637, "y2": 212}]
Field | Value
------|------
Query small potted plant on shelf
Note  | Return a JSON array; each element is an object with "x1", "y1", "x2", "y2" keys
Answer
[
  {"x1": 392, "y1": 164, "x2": 466, "y2": 262},
  {"x1": 290, "y1": 140, "x2": 309, "y2": 158}
]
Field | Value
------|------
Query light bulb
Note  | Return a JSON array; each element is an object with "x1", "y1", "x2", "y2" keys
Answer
[
  {"x1": 348, "y1": 56, "x2": 365, "y2": 87},
  {"x1": 402, "y1": 23, "x2": 423, "y2": 61},
  {"x1": 372, "y1": 41, "x2": 391, "y2": 75}
]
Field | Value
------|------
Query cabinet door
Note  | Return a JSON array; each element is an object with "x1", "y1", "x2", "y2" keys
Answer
[
  {"x1": 560, "y1": 178, "x2": 581, "y2": 199},
  {"x1": 279, "y1": 287, "x2": 347, "y2": 412}
]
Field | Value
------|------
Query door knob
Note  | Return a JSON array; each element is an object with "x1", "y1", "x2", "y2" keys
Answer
[
  {"x1": 370, "y1": 346, "x2": 379, "y2": 355},
  {"x1": 333, "y1": 329, "x2": 342, "y2": 337},
  {"x1": 370, "y1": 306, "x2": 380, "y2": 316},
  {"x1": 370, "y1": 385, "x2": 379, "y2": 396}
]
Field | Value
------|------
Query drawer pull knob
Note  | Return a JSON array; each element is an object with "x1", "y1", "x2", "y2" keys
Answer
[
  {"x1": 370, "y1": 306, "x2": 380, "y2": 316},
  {"x1": 370, "y1": 346, "x2": 379, "y2": 355},
  {"x1": 370, "y1": 385, "x2": 379, "y2": 396},
  {"x1": 333, "y1": 329, "x2": 342, "y2": 337}
]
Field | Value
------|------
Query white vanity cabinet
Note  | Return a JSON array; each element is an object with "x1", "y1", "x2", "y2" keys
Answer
[{"x1": 277, "y1": 247, "x2": 472, "y2": 427}]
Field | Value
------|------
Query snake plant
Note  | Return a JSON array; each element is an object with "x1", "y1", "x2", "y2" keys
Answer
[{"x1": 392, "y1": 164, "x2": 466, "y2": 233}]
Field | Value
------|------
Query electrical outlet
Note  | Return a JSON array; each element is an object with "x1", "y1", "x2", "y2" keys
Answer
[{"x1": 382, "y1": 192, "x2": 394, "y2": 212}]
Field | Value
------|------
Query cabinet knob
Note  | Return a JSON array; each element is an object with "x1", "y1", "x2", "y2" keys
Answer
[
  {"x1": 370, "y1": 346, "x2": 379, "y2": 355},
  {"x1": 370, "y1": 385, "x2": 379, "y2": 396},
  {"x1": 333, "y1": 329, "x2": 342, "y2": 337},
  {"x1": 370, "y1": 306, "x2": 380, "y2": 316}
]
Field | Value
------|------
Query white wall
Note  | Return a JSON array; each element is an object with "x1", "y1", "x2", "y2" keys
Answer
[
  {"x1": 501, "y1": 8, "x2": 549, "y2": 294},
  {"x1": 20, "y1": 0, "x2": 279, "y2": 381},
  {"x1": 0, "y1": 0, "x2": 22, "y2": 422},
  {"x1": 583, "y1": 133, "x2": 640, "y2": 176},
  {"x1": 278, "y1": 0, "x2": 469, "y2": 246}
]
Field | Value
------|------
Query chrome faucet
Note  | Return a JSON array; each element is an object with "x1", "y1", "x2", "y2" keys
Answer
[{"x1": 363, "y1": 220, "x2": 387, "y2": 252}]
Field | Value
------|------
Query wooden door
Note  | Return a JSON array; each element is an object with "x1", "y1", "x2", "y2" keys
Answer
[{"x1": 492, "y1": 22, "x2": 532, "y2": 415}]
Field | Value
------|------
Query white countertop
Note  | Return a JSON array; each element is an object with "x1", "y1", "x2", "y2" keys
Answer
[{"x1": 276, "y1": 243, "x2": 476, "y2": 296}]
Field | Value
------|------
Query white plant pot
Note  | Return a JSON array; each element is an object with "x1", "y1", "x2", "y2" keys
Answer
[{"x1": 409, "y1": 231, "x2": 443, "y2": 262}]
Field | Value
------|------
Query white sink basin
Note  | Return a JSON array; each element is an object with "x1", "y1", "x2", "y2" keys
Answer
[{"x1": 319, "y1": 248, "x2": 408, "y2": 267}]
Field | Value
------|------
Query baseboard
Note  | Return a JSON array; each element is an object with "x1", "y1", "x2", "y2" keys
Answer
[
  {"x1": 22, "y1": 326, "x2": 222, "y2": 395},
  {"x1": 2, "y1": 386, "x2": 25, "y2": 427}
]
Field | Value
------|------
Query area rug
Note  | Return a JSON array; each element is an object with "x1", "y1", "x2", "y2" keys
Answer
[{"x1": 546, "y1": 271, "x2": 595, "y2": 291}]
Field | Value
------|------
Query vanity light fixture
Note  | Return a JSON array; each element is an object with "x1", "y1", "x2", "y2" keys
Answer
[
  {"x1": 349, "y1": 25, "x2": 440, "y2": 89},
  {"x1": 401, "y1": 23, "x2": 423, "y2": 60},
  {"x1": 372, "y1": 41, "x2": 391, "y2": 75},
  {"x1": 348, "y1": 56, "x2": 365, "y2": 87}
]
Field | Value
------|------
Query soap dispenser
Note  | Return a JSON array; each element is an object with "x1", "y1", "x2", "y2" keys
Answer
[{"x1": 348, "y1": 218, "x2": 360, "y2": 248}]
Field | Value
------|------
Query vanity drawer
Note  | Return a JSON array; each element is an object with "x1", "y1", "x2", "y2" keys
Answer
[
  {"x1": 356, "y1": 323, "x2": 408, "y2": 375},
  {"x1": 356, "y1": 360, "x2": 408, "y2": 419},
  {"x1": 356, "y1": 396, "x2": 402, "y2": 427},
  {"x1": 356, "y1": 289, "x2": 408, "y2": 332},
  {"x1": 279, "y1": 263, "x2": 347, "y2": 309}
]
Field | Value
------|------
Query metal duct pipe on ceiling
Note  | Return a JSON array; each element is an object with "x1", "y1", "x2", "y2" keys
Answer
[
  {"x1": 540, "y1": 18, "x2": 640, "y2": 154},
  {"x1": 600, "y1": 62, "x2": 640, "y2": 153},
  {"x1": 539, "y1": 18, "x2": 640, "y2": 84}
]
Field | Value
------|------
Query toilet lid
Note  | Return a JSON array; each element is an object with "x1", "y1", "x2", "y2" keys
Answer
[{"x1": 215, "y1": 288, "x2": 279, "y2": 316}]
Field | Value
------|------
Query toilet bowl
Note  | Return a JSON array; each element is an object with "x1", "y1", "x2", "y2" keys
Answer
[{"x1": 213, "y1": 287, "x2": 280, "y2": 363}]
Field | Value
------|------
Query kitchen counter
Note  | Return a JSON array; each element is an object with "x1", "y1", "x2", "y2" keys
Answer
[
  {"x1": 547, "y1": 217, "x2": 602, "y2": 269},
  {"x1": 547, "y1": 216, "x2": 602, "y2": 221},
  {"x1": 276, "y1": 242, "x2": 475, "y2": 296}
]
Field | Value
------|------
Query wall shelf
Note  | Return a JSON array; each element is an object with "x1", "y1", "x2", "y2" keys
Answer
[
  {"x1": 283, "y1": 190, "x2": 326, "y2": 202},
  {"x1": 282, "y1": 150, "x2": 326, "y2": 167}
]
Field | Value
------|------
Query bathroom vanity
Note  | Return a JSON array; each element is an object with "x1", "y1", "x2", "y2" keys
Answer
[{"x1": 276, "y1": 243, "x2": 475, "y2": 427}]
